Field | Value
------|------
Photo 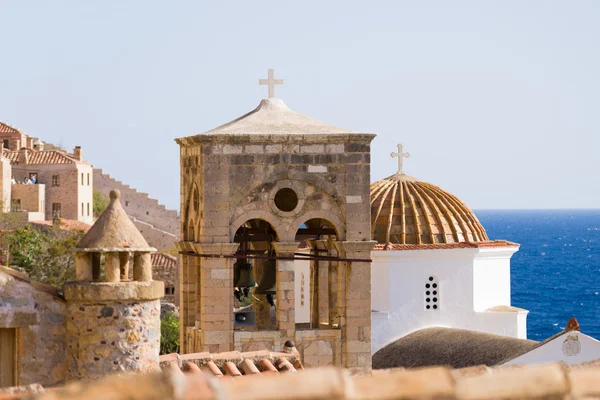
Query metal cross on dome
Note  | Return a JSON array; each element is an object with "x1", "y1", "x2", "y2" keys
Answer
[
  {"x1": 259, "y1": 69, "x2": 284, "y2": 99},
  {"x1": 390, "y1": 144, "x2": 410, "y2": 175}
]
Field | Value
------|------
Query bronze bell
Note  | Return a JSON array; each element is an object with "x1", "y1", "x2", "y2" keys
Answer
[
  {"x1": 255, "y1": 259, "x2": 276, "y2": 295},
  {"x1": 234, "y1": 261, "x2": 256, "y2": 288}
]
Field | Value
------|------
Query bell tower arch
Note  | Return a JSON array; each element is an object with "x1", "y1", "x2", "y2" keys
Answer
[{"x1": 176, "y1": 82, "x2": 375, "y2": 368}]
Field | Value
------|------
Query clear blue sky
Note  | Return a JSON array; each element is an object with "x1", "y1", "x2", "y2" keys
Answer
[{"x1": 1, "y1": 1, "x2": 598, "y2": 211}]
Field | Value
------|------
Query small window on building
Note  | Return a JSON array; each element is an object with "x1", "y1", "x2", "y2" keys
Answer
[
  {"x1": 2, "y1": 139, "x2": 9, "y2": 149},
  {"x1": 425, "y1": 276, "x2": 439, "y2": 311},
  {"x1": 10, "y1": 199, "x2": 20, "y2": 212},
  {"x1": 52, "y1": 203, "x2": 61, "y2": 219},
  {"x1": 52, "y1": 175, "x2": 60, "y2": 187},
  {"x1": 87, "y1": 173, "x2": 90, "y2": 186},
  {"x1": 125, "y1": 201, "x2": 129, "y2": 206},
  {"x1": 81, "y1": 202, "x2": 84, "y2": 216},
  {"x1": 87, "y1": 202, "x2": 90, "y2": 216},
  {"x1": 81, "y1": 173, "x2": 84, "y2": 185}
]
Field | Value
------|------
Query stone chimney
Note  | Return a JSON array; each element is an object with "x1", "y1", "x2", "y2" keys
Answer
[
  {"x1": 73, "y1": 146, "x2": 82, "y2": 161},
  {"x1": 65, "y1": 190, "x2": 162, "y2": 381},
  {"x1": 18, "y1": 148, "x2": 29, "y2": 164},
  {"x1": 26, "y1": 137, "x2": 33, "y2": 149}
]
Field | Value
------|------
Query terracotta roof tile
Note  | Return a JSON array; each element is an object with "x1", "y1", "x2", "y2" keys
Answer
[
  {"x1": 0, "y1": 121, "x2": 22, "y2": 134},
  {"x1": 373, "y1": 240, "x2": 520, "y2": 251},
  {"x1": 32, "y1": 359, "x2": 600, "y2": 400},
  {"x1": 2, "y1": 148, "x2": 79, "y2": 165},
  {"x1": 151, "y1": 252, "x2": 177, "y2": 268},
  {"x1": 159, "y1": 347, "x2": 301, "y2": 378}
]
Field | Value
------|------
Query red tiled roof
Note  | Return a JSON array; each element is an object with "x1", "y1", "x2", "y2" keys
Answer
[
  {"x1": 0, "y1": 121, "x2": 22, "y2": 134},
  {"x1": 31, "y1": 360, "x2": 600, "y2": 400},
  {"x1": 373, "y1": 240, "x2": 520, "y2": 251},
  {"x1": 159, "y1": 347, "x2": 302, "y2": 377},
  {"x1": 151, "y1": 252, "x2": 177, "y2": 268},
  {"x1": 2, "y1": 148, "x2": 78, "y2": 165}
]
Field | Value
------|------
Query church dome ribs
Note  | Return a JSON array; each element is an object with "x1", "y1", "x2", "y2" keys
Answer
[{"x1": 370, "y1": 175, "x2": 488, "y2": 245}]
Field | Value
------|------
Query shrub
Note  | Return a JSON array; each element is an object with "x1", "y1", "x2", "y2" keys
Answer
[{"x1": 160, "y1": 311, "x2": 180, "y2": 355}]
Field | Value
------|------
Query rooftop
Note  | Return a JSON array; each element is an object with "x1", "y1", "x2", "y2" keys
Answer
[
  {"x1": 75, "y1": 190, "x2": 155, "y2": 252},
  {"x1": 179, "y1": 98, "x2": 358, "y2": 138},
  {"x1": 2, "y1": 148, "x2": 82, "y2": 165},
  {"x1": 25, "y1": 360, "x2": 600, "y2": 400},
  {"x1": 371, "y1": 173, "x2": 489, "y2": 246}
]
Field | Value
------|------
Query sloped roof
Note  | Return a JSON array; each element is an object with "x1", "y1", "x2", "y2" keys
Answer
[
  {"x1": 29, "y1": 359, "x2": 600, "y2": 400},
  {"x1": 3, "y1": 148, "x2": 79, "y2": 165},
  {"x1": 0, "y1": 121, "x2": 22, "y2": 134},
  {"x1": 151, "y1": 252, "x2": 177, "y2": 268},
  {"x1": 182, "y1": 98, "x2": 357, "y2": 137},
  {"x1": 76, "y1": 190, "x2": 155, "y2": 252},
  {"x1": 159, "y1": 342, "x2": 301, "y2": 377},
  {"x1": 372, "y1": 327, "x2": 538, "y2": 370}
]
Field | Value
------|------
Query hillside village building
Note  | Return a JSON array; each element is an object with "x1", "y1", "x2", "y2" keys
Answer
[{"x1": 0, "y1": 122, "x2": 93, "y2": 226}]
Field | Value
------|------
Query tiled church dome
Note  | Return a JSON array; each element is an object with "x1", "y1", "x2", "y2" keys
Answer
[{"x1": 370, "y1": 174, "x2": 488, "y2": 245}]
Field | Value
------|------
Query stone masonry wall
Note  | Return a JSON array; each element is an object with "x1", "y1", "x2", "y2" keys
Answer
[
  {"x1": 93, "y1": 169, "x2": 179, "y2": 250},
  {"x1": 65, "y1": 299, "x2": 161, "y2": 381},
  {"x1": 11, "y1": 183, "x2": 44, "y2": 213},
  {"x1": 0, "y1": 268, "x2": 66, "y2": 386}
]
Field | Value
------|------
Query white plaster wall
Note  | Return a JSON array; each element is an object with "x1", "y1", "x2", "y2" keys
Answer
[
  {"x1": 371, "y1": 247, "x2": 525, "y2": 353},
  {"x1": 294, "y1": 249, "x2": 310, "y2": 324},
  {"x1": 504, "y1": 332, "x2": 600, "y2": 366},
  {"x1": 472, "y1": 248, "x2": 517, "y2": 312}
]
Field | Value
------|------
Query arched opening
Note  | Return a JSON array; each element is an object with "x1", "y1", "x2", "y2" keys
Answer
[
  {"x1": 294, "y1": 218, "x2": 339, "y2": 331},
  {"x1": 233, "y1": 219, "x2": 278, "y2": 330}
]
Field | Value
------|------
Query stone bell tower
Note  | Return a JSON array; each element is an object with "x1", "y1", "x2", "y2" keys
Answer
[
  {"x1": 64, "y1": 189, "x2": 164, "y2": 381},
  {"x1": 176, "y1": 70, "x2": 375, "y2": 368}
]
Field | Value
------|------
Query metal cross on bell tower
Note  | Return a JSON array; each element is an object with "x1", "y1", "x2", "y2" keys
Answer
[
  {"x1": 259, "y1": 69, "x2": 284, "y2": 99},
  {"x1": 390, "y1": 143, "x2": 410, "y2": 175}
]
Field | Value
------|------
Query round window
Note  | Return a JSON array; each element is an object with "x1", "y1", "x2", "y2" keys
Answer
[{"x1": 274, "y1": 188, "x2": 298, "y2": 212}]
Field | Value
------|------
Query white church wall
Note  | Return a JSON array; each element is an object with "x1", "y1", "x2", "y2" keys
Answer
[
  {"x1": 472, "y1": 248, "x2": 517, "y2": 312},
  {"x1": 371, "y1": 248, "x2": 478, "y2": 353},
  {"x1": 371, "y1": 246, "x2": 526, "y2": 353},
  {"x1": 503, "y1": 331, "x2": 600, "y2": 366},
  {"x1": 473, "y1": 309, "x2": 528, "y2": 339}
]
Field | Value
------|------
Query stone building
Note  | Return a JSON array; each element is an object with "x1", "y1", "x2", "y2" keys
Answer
[
  {"x1": 175, "y1": 74, "x2": 376, "y2": 368},
  {"x1": 0, "y1": 189, "x2": 164, "y2": 388},
  {"x1": 0, "y1": 121, "x2": 94, "y2": 225},
  {"x1": 0, "y1": 266, "x2": 66, "y2": 388}
]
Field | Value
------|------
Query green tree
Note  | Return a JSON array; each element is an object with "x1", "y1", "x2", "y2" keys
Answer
[
  {"x1": 93, "y1": 191, "x2": 108, "y2": 218},
  {"x1": 3, "y1": 224, "x2": 85, "y2": 289},
  {"x1": 160, "y1": 311, "x2": 180, "y2": 355}
]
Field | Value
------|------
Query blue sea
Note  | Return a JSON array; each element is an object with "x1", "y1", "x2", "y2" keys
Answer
[{"x1": 476, "y1": 210, "x2": 600, "y2": 341}]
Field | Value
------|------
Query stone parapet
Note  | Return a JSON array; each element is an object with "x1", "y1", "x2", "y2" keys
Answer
[{"x1": 63, "y1": 281, "x2": 164, "y2": 302}]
